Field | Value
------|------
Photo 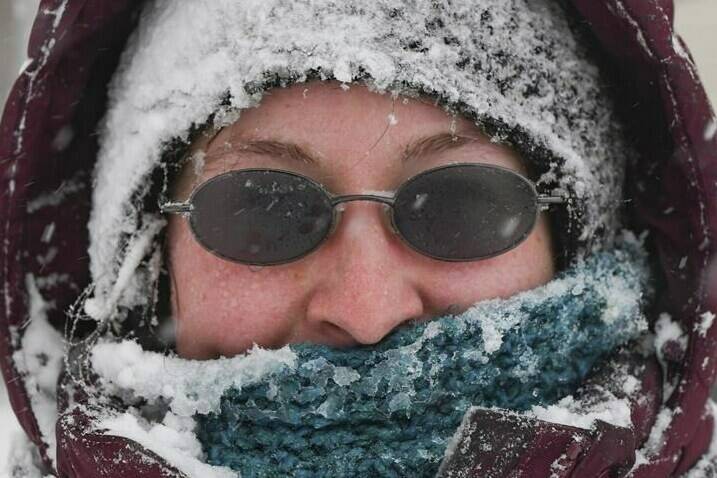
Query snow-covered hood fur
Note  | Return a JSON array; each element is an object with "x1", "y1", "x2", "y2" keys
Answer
[{"x1": 1, "y1": 0, "x2": 717, "y2": 477}]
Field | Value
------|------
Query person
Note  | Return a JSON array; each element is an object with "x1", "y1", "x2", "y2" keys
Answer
[{"x1": 1, "y1": 0, "x2": 716, "y2": 477}]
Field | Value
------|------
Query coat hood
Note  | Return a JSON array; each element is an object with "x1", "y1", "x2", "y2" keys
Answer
[{"x1": 1, "y1": 1, "x2": 716, "y2": 477}]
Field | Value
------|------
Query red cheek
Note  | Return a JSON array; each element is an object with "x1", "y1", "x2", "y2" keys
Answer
[{"x1": 169, "y1": 223, "x2": 312, "y2": 358}]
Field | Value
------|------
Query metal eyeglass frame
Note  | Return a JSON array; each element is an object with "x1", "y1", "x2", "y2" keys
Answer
[{"x1": 159, "y1": 163, "x2": 568, "y2": 264}]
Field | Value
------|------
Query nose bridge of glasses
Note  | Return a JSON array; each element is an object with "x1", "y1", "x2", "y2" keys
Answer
[
  {"x1": 328, "y1": 194, "x2": 398, "y2": 238},
  {"x1": 330, "y1": 194, "x2": 396, "y2": 207}
]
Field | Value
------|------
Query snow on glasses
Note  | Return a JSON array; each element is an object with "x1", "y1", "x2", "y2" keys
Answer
[{"x1": 160, "y1": 163, "x2": 566, "y2": 265}]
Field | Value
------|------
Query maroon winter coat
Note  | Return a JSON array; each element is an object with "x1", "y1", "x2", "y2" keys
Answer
[{"x1": 1, "y1": 1, "x2": 716, "y2": 476}]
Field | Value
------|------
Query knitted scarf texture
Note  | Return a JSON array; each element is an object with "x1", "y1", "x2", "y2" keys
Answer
[{"x1": 193, "y1": 235, "x2": 652, "y2": 477}]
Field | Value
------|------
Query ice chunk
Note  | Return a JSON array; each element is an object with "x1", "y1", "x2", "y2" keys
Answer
[{"x1": 332, "y1": 366, "x2": 360, "y2": 386}]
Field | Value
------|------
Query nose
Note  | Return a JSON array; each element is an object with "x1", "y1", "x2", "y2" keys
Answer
[{"x1": 304, "y1": 202, "x2": 426, "y2": 346}]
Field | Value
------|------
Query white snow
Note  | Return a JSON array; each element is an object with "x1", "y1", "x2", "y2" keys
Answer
[
  {"x1": 622, "y1": 374, "x2": 641, "y2": 396},
  {"x1": 641, "y1": 407, "x2": 676, "y2": 457},
  {"x1": 98, "y1": 411, "x2": 237, "y2": 478},
  {"x1": 476, "y1": 314, "x2": 506, "y2": 354},
  {"x1": 40, "y1": 223, "x2": 55, "y2": 243},
  {"x1": 10, "y1": 274, "x2": 65, "y2": 468},
  {"x1": 332, "y1": 366, "x2": 361, "y2": 386},
  {"x1": 608, "y1": 1, "x2": 655, "y2": 60},
  {"x1": 18, "y1": 58, "x2": 34, "y2": 75},
  {"x1": 25, "y1": 174, "x2": 85, "y2": 213},
  {"x1": 695, "y1": 311, "x2": 716, "y2": 338},
  {"x1": 1, "y1": 434, "x2": 45, "y2": 478},
  {"x1": 44, "y1": 0, "x2": 68, "y2": 30},
  {"x1": 437, "y1": 405, "x2": 480, "y2": 473},
  {"x1": 699, "y1": 237, "x2": 711, "y2": 251},
  {"x1": 654, "y1": 312, "x2": 687, "y2": 354},
  {"x1": 528, "y1": 394, "x2": 632, "y2": 430},
  {"x1": 191, "y1": 151, "x2": 206, "y2": 179},
  {"x1": 671, "y1": 34, "x2": 693, "y2": 65},
  {"x1": 91, "y1": 340, "x2": 297, "y2": 416},
  {"x1": 597, "y1": 275, "x2": 645, "y2": 327},
  {"x1": 0, "y1": 391, "x2": 25, "y2": 476},
  {"x1": 91, "y1": 340, "x2": 298, "y2": 476},
  {"x1": 442, "y1": 392, "x2": 635, "y2": 474},
  {"x1": 654, "y1": 313, "x2": 688, "y2": 400},
  {"x1": 83, "y1": 216, "x2": 165, "y2": 322},
  {"x1": 50, "y1": 125, "x2": 74, "y2": 152}
]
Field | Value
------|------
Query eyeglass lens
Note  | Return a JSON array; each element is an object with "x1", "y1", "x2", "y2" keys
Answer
[
  {"x1": 189, "y1": 170, "x2": 334, "y2": 265},
  {"x1": 392, "y1": 165, "x2": 538, "y2": 261}
]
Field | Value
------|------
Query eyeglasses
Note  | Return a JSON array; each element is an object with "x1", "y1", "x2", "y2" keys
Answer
[{"x1": 160, "y1": 163, "x2": 566, "y2": 265}]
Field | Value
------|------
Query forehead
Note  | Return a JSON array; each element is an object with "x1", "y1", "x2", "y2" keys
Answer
[
  {"x1": 212, "y1": 81, "x2": 476, "y2": 152},
  {"x1": 177, "y1": 81, "x2": 527, "y2": 194}
]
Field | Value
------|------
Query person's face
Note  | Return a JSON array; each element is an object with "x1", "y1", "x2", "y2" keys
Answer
[{"x1": 167, "y1": 81, "x2": 555, "y2": 359}]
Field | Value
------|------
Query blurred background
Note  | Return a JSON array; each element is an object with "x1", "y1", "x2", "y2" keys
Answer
[{"x1": 0, "y1": 0, "x2": 716, "y2": 470}]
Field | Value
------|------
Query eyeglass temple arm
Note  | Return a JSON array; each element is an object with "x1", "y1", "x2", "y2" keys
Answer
[
  {"x1": 537, "y1": 194, "x2": 567, "y2": 212},
  {"x1": 160, "y1": 202, "x2": 193, "y2": 214},
  {"x1": 537, "y1": 195, "x2": 567, "y2": 205}
]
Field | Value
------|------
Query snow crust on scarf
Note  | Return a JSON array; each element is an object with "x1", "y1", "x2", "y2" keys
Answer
[
  {"x1": 89, "y1": 233, "x2": 651, "y2": 477},
  {"x1": 87, "y1": 0, "x2": 633, "y2": 322}
]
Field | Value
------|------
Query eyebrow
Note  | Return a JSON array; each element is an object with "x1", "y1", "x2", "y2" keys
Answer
[
  {"x1": 401, "y1": 133, "x2": 484, "y2": 163},
  {"x1": 206, "y1": 139, "x2": 318, "y2": 165},
  {"x1": 204, "y1": 133, "x2": 484, "y2": 167}
]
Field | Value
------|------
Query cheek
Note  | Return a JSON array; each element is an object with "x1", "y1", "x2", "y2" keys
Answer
[
  {"x1": 166, "y1": 218, "x2": 305, "y2": 358},
  {"x1": 422, "y1": 214, "x2": 555, "y2": 309}
]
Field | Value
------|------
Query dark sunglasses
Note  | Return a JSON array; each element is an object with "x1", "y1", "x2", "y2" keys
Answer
[{"x1": 160, "y1": 163, "x2": 566, "y2": 265}]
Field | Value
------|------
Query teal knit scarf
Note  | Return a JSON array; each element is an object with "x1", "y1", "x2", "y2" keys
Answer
[{"x1": 195, "y1": 235, "x2": 652, "y2": 477}]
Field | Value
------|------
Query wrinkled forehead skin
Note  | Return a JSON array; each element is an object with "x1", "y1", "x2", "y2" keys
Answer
[{"x1": 0, "y1": 1, "x2": 715, "y2": 477}]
